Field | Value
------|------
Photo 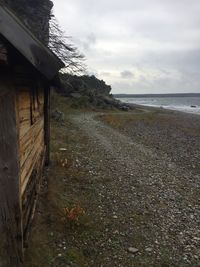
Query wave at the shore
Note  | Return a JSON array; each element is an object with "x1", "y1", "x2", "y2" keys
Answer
[{"x1": 117, "y1": 96, "x2": 200, "y2": 115}]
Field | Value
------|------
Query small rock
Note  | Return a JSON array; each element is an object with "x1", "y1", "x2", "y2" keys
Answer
[
  {"x1": 59, "y1": 148, "x2": 67, "y2": 151},
  {"x1": 51, "y1": 109, "x2": 64, "y2": 122},
  {"x1": 128, "y1": 247, "x2": 139, "y2": 254},
  {"x1": 145, "y1": 247, "x2": 153, "y2": 252}
]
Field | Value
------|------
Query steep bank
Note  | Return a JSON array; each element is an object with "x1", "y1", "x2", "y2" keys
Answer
[{"x1": 58, "y1": 73, "x2": 130, "y2": 110}]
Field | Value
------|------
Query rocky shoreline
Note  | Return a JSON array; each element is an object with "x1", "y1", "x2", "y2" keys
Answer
[
  {"x1": 111, "y1": 106, "x2": 200, "y2": 172},
  {"x1": 26, "y1": 103, "x2": 200, "y2": 267}
]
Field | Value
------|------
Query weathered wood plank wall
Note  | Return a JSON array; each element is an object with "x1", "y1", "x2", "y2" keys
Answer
[
  {"x1": 17, "y1": 85, "x2": 46, "y2": 242},
  {"x1": 18, "y1": 86, "x2": 45, "y2": 196},
  {"x1": 0, "y1": 38, "x2": 49, "y2": 265},
  {"x1": 0, "y1": 78, "x2": 23, "y2": 266}
]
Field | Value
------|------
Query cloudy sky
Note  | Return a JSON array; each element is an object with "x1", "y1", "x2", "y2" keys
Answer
[{"x1": 53, "y1": 0, "x2": 200, "y2": 94}]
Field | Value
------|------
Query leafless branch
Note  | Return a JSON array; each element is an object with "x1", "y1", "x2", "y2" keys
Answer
[{"x1": 49, "y1": 15, "x2": 86, "y2": 74}]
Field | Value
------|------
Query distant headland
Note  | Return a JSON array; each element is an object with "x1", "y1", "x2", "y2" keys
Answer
[{"x1": 114, "y1": 93, "x2": 200, "y2": 98}]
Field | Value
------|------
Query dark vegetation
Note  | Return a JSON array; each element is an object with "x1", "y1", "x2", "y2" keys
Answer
[
  {"x1": 5, "y1": 0, "x2": 53, "y2": 44},
  {"x1": 56, "y1": 73, "x2": 131, "y2": 110}
]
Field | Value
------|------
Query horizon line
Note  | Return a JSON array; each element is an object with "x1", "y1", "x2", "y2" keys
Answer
[{"x1": 113, "y1": 92, "x2": 200, "y2": 95}]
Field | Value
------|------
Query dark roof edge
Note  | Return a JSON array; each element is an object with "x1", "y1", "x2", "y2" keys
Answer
[{"x1": 0, "y1": 4, "x2": 65, "y2": 79}]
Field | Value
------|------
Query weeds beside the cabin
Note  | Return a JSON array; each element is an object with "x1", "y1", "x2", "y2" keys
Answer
[
  {"x1": 25, "y1": 97, "x2": 100, "y2": 267},
  {"x1": 61, "y1": 205, "x2": 85, "y2": 223}
]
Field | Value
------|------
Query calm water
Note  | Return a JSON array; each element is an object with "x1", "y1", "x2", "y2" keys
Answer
[{"x1": 118, "y1": 97, "x2": 200, "y2": 115}]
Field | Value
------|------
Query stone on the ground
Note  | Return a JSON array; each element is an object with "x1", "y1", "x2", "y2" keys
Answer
[{"x1": 128, "y1": 247, "x2": 139, "y2": 254}]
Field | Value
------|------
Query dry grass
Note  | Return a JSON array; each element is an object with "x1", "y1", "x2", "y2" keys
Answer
[
  {"x1": 24, "y1": 94, "x2": 101, "y2": 267},
  {"x1": 98, "y1": 110, "x2": 200, "y2": 136},
  {"x1": 97, "y1": 110, "x2": 161, "y2": 129},
  {"x1": 17, "y1": 96, "x2": 85, "y2": 267}
]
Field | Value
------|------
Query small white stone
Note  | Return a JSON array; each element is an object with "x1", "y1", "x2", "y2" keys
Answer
[
  {"x1": 58, "y1": 254, "x2": 62, "y2": 257},
  {"x1": 145, "y1": 247, "x2": 153, "y2": 252},
  {"x1": 128, "y1": 247, "x2": 139, "y2": 254}
]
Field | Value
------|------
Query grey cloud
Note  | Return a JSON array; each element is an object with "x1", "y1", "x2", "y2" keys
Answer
[
  {"x1": 54, "y1": 0, "x2": 200, "y2": 93},
  {"x1": 141, "y1": 49, "x2": 200, "y2": 72},
  {"x1": 121, "y1": 70, "x2": 134, "y2": 79},
  {"x1": 113, "y1": 73, "x2": 200, "y2": 94}
]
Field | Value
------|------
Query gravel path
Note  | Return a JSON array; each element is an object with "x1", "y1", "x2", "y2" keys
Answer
[{"x1": 68, "y1": 111, "x2": 200, "y2": 267}]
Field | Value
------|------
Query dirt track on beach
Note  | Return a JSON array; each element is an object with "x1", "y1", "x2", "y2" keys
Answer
[
  {"x1": 67, "y1": 110, "x2": 200, "y2": 266},
  {"x1": 26, "y1": 107, "x2": 200, "y2": 267}
]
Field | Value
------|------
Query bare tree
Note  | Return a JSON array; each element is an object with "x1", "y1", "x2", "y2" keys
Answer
[{"x1": 49, "y1": 15, "x2": 86, "y2": 73}]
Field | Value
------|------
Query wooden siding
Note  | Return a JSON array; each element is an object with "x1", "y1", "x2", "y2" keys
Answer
[
  {"x1": 0, "y1": 79, "x2": 23, "y2": 266},
  {"x1": 17, "y1": 86, "x2": 45, "y2": 196}
]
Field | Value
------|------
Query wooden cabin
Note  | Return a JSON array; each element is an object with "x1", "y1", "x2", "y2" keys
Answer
[{"x1": 0, "y1": 5, "x2": 64, "y2": 266}]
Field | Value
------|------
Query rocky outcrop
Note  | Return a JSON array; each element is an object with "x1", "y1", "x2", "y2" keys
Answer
[
  {"x1": 58, "y1": 73, "x2": 132, "y2": 110},
  {"x1": 5, "y1": 0, "x2": 53, "y2": 44},
  {"x1": 60, "y1": 74, "x2": 112, "y2": 98}
]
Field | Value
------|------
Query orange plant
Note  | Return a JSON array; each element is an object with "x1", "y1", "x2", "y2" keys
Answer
[{"x1": 61, "y1": 205, "x2": 85, "y2": 222}]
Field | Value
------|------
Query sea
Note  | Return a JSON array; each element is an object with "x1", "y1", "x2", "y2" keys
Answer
[{"x1": 117, "y1": 96, "x2": 200, "y2": 115}]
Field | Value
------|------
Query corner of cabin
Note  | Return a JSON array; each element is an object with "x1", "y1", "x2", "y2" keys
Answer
[{"x1": 0, "y1": 4, "x2": 64, "y2": 265}]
